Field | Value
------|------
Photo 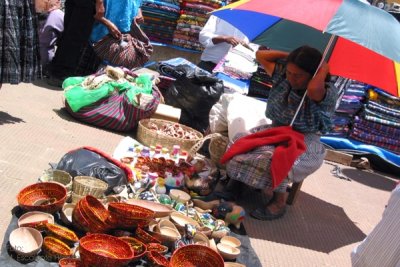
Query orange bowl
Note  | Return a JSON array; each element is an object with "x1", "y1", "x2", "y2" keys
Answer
[
  {"x1": 170, "y1": 244, "x2": 224, "y2": 267},
  {"x1": 42, "y1": 236, "x2": 72, "y2": 262},
  {"x1": 147, "y1": 243, "x2": 168, "y2": 254},
  {"x1": 108, "y1": 202, "x2": 154, "y2": 229},
  {"x1": 45, "y1": 223, "x2": 78, "y2": 246},
  {"x1": 72, "y1": 199, "x2": 111, "y2": 233},
  {"x1": 135, "y1": 227, "x2": 161, "y2": 244},
  {"x1": 80, "y1": 196, "x2": 112, "y2": 228},
  {"x1": 79, "y1": 234, "x2": 134, "y2": 267},
  {"x1": 17, "y1": 182, "x2": 67, "y2": 214},
  {"x1": 146, "y1": 251, "x2": 170, "y2": 267},
  {"x1": 118, "y1": 236, "x2": 147, "y2": 262},
  {"x1": 59, "y1": 258, "x2": 82, "y2": 267}
]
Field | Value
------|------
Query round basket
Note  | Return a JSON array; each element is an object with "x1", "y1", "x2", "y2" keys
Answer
[
  {"x1": 209, "y1": 134, "x2": 229, "y2": 168},
  {"x1": 72, "y1": 176, "x2": 108, "y2": 198},
  {"x1": 137, "y1": 118, "x2": 203, "y2": 153}
]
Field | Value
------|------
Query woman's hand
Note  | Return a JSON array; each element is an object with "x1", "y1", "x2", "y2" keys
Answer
[
  {"x1": 107, "y1": 22, "x2": 122, "y2": 39},
  {"x1": 135, "y1": 9, "x2": 144, "y2": 24}
]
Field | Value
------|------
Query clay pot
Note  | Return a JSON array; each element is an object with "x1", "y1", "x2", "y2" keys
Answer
[
  {"x1": 42, "y1": 236, "x2": 72, "y2": 262},
  {"x1": 118, "y1": 236, "x2": 147, "y2": 262},
  {"x1": 17, "y1": 211, "x2": 54, "y2": 231},
  {"x1": 9, "y1": 227, "x2": 43, "y2": 257},
  {"x1": 170, "y1": 244, "x2": 224, "y2": 267},
  {"x1": 45, "y1": 223, "x2": 78, "y2": 246}
]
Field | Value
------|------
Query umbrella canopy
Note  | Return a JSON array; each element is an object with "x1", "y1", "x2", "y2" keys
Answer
[{"x1": 213, "y1": 0, "x2": 400, "y2": 96}]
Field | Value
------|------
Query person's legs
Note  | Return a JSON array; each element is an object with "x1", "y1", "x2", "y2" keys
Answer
[{"x1": 50, "y1": 0, "x2": 95, "y2": 82}]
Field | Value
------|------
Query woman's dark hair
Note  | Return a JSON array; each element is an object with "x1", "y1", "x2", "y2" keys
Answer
[{"x1": 287, "y1": 46, "x2": 322, "y2": 75}]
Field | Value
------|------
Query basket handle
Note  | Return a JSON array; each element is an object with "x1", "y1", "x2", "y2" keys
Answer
[{"x1": 189, "y1": 133, "x2": 225, "y2": 156}]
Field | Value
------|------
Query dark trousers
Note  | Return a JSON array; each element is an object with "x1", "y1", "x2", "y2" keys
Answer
[
  {"x1": 197, "y1": 60, "x2": 217, "y2": 73},
  {"x1": 51, "y1": 0, "x2": 95, "y2": 78}
]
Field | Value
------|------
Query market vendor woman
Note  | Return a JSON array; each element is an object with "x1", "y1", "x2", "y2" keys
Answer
[{"x1": 223, "y1": 46, "x2": 338, "y2": 220}]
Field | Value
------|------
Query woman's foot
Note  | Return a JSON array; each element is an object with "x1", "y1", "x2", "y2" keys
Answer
[{"x1": 251, "y1": 192, "x2": 288, "y2": 221}]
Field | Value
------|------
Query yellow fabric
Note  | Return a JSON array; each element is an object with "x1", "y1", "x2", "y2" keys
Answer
[{"x1": 395, "y1": 61, "x2": 400, "y2": 96}]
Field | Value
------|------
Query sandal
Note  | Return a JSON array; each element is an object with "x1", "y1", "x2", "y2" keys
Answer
[{"x1": 250, "y1": 206, "x2": 286, "y2": 221}]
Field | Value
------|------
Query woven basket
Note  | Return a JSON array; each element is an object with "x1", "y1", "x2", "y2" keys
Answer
[
  {"x1": 137, "y1": 118, "x2": 204, "y2": 153},
  {"x1": 72, "y1": 176, "x2": 108, "y2": 198},
  {"x1": 208, "y1": 134, "x2": 229, "y2": 168}
]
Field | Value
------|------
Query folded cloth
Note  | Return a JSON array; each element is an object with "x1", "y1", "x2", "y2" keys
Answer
[{"x1": 220, "y1": 126, "x2": 306, "y2": 188}]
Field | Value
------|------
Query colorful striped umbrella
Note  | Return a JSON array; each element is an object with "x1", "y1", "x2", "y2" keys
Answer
[{"x1": 213, "y1": 0, "x2": 400, "y2": 96}]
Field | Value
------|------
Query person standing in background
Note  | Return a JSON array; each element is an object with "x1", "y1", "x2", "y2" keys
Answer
[
  {"x1": 48, "y1": 0, "x2": 105, "y2": 87},
  {"x1": 36, "y1": 0, "x2": 64, "y2": 77},
  {"x1": 198, "y1": 15, "x2": 249, "y2": 73},
  {"x1": 0, "y1": 0, "x2": 41, "y2": 85}
]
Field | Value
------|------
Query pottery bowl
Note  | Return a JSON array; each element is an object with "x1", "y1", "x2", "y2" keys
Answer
[
  {"x1": 17, "y1": 211, "x2": 54, "y2": 231},
  {"x1": 224, "y1": 263, "x2": 246, "y2": 267},
  {"x1": 118, "y1": 236, "x2": 147, "y2": 262},
  {"x1": 220, "y1": 235, "x2": 241, "y2": 248},
  {"x1": 42, "y1": 236, "x2": 72, "y2": 261},
  {"x1": 170, "y1": 211, "x2": 200, "y2": 233},
  {"x1": 108, "y1": 202, "x2": 154, "y2": 228},
  {"x1": 153, "y1": 220, "x2": 181, "y2": 242},
  {"x1": 193, "y1": 232, "x2": 210, "y2": 247},
  {"x1": 9, "y1": 227, "x2": 43, "y2": 257},
  {"x1": 217, "y1": 243, "x2": 240, "y2": 260},
  {"x1": 79, "y1": 234, "x2": 134, "y2": 267},
  {"x1": 59, "y1": 258, "x2": 83, "y2": 267},
  {"x1": 146, "y1": 251, "x2": 170, "y2": 267},
  {"x1": 170, "y1": 244, "x2": 224, "y2": 267},
  {"x1": 135, "y1": 227, "x2": 161, "y2": 244},
  {"x1": 146, "y1": 243, "x2": 168, "y2": 254},
  {"x1": 72, "y1": 199, "x2": 111, "y2": 233},
  {"x1": 126, "y1": 199, "x2": 173, "y2": 218},
  {"x1": 169, "y1": 189, "x2": 191, "y2": 204},
  {"x1": 80, "y1": 195, "x2": 111, "y2": 226},
  {"x1": 60, "y1": 203, "x2": 75, "y2": 226},
  {"x1": 17, "y1": 182, "x2": 67, "y2": 214},
  {"x1": 45, "y1": 223, "x2": 78, "y2": 246}
]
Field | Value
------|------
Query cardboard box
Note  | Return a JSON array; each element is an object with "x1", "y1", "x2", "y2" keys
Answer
[{"x1": 151, "y1": 103, "x2": 181, "y2": 122}]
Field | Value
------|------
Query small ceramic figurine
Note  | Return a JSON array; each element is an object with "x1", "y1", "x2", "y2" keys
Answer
[{"x1": 155, "y1": 178, "x2": 167, "y2": 195}]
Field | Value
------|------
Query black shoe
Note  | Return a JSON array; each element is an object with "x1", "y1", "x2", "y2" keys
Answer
[{"x1": 47, "y1": 75, "x2": 65, "y2": 88}]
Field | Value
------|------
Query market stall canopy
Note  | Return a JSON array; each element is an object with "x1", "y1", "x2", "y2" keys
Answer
[{"x1": 213, "y1": 0, "x2": 400, "y2": 96}]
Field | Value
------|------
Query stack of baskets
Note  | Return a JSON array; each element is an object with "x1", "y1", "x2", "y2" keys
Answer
[
  {"x1": 208, "y1": 134, "x2": 229, "y2": 169},
  {"x1": 137, "y1": 118, "x2": 204, "y2": 153},
  {"x1": 71, "y1": 176, "x2": 108, "y2": 203}
]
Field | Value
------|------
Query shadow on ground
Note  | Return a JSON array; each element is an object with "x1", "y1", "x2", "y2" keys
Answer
[
  {"x1": 0, "y1": 111, "x2": 25, "y2": 125},
  {"x1": 32, "y1": 78, "x2": 62, "y2": 91},
  {"x1": 241, "y1": 191, "x2": 366, "y2": 253},
  {"x1": 341, "y1": 168, "x2": 397, "y2": 192}
]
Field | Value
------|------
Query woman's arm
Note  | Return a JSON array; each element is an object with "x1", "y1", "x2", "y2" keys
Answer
[
  {"x1": 307, "y1": 62, "x2": 329, "y2": 102},
  {"x1": 94, "y1": 0, "x2": 105, "y2": 20},
  {"x1": 255, "y1": 49, "x2": 289, "y2": 76}
]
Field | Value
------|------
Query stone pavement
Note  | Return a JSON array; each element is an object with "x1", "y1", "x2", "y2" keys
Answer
[{"x1": 0, "y1": 80, "x2": 397, "y2": 266}]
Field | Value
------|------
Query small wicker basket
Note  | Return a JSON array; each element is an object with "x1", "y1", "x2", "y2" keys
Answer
[
  {"x1": 137, "y1": 118, "x2": 204, "y2": 153},
  {"x1": 72, "y1": 176, "x2": 108, "y2": 198},
  {"x1": 208, "y1": 134, "x2": 229, "y2": 169}
]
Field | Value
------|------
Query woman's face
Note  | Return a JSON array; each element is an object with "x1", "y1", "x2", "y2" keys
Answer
[{"x1": 285, "y1": 63, "x2": 312, "y2": 90}]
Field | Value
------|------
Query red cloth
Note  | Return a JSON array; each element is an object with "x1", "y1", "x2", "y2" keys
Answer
[{"x1": 220, "y1": 126, "x2": 306, "y2": 188}]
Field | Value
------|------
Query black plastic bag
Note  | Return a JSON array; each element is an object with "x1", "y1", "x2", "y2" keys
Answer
[
  {"x1": 56, "y1": 147, "x2": 128, "y2": 194},
  {"x1": 161, "y1": 64, "x2": 224, "y2": 133}
]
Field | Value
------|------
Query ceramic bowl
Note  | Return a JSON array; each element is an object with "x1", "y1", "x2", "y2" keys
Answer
[
  {"x1": 217, "y1": 243, "x2": 240, "y2": 260},
  {"x1": 135, "y1": 227, "x2": 161, "y2": 244},
  {"x1": 72, "y1": 198, "x2": 111, "y2": 233},
  {"x1": 42, "y1": 236, "x2": 72, "y2": 261},
  {"x1": 59, "y1": 258, "x2": 82, "y2": 267},
  {"x1": 126, "y1": 199, "x2": 173, "y2": 218},
  {"x1": 80, "y1": 195, "x2": 111, "y2": 226},
  {"x1": 170, "y1": 211, "x2": 200, "y2": 233},
  {"x1": 170, "y1": 244, "x2": 224, "y2": 267},
  {"x1": 9, "y1": 227, "x2": 43, "y2": 257},
  {"x1": 118, "y1": 236, "x2": 147, "y2": 262},
  {"x1": 146, "y1": 251, "x2": 170, "y2": 267},
  {"x1": 224, "y1": 263, "x2": 246, "y2": 267},
  {"x1": 60, "y1": 203, "x2": 75, "y2": 226},
  {"x1": 17, "y1": 211, "x2": 54, "y2": 230},
  {"x1": 220, "y1": 236, "x2": 241, "y2": 248},
  {"x1": 108, "y1": 202, "x2": 154, "y2": 228},
  {"x1": 169, "y1": 189, "x2": 191, "y2": 204},
  {"x1": 79, "y1": 234, "x2": 134, "y2": 267},
  {"x1": 193, "y1": 232, "x2": 210, "y2": 247},
  {"x1": 146, "y1": 243, "x2": 168, "y2": 254},
  {"x1": 45, "y1": 223, "x2": 78, "y2": 246},
  {"x1": 17, "y1": 182, "x2": 67, "y2": 214}
]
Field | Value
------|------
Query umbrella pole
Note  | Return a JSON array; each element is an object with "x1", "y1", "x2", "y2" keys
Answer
[{"x1": 289, "y1": 35, "x2": 337, "y2": 126}]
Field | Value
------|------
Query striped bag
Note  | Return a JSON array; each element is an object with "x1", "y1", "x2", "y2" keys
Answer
[
  {"x1": 65, "y1": 87, "x2": 161, "y2": 132},
  {"x1": 93, "y1": 21, "x2": 153, "y2": 69}
]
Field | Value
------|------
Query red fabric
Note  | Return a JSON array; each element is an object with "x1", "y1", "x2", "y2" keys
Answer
[
  {"x1": 329, "y1": 37, "x2": 399, "y2": 97},
  {"x1": 220, "y1": 126, "x2": 306, "y2": 188},
  {"x1": 235, "y1": 0, "x2": 342, "y2": 31}
]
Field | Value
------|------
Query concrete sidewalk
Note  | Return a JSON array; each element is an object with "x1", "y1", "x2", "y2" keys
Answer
[{"x1": 0, "y1": 80, "x2": 397, "y2": 266}]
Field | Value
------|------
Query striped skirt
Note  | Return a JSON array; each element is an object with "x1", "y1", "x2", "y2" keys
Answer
[{"x1": 0, "y1": 0, "x2": 41, "y2": 84}]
